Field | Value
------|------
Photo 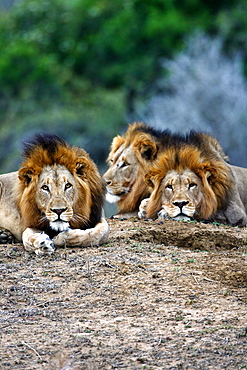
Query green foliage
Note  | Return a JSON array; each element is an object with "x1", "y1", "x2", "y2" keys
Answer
[
  {"x1": 215, "y1": 2, "x2": 247, "y2": 74},
  {"x1": 0, "y1": 0, "x2": 246, "y2": 173},
  {"x1": 0, "y1": 86, "x2": 125, "y2": 172},
  {"x1": 0, "y1": 0, "x2": 222, "y2": 99}
]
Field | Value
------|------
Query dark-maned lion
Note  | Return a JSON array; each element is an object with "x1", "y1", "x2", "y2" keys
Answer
[
  {"x1": 139, "y1": 133, "x2": 247, "y2": 226},
  {"x1": 0, "y1": 134, "x2": 109, "y2": 254}
]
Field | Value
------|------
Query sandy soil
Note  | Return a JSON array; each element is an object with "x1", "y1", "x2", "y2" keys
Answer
[{"x1": 0, "y1": 218, "x2": 247, "y2": 370}]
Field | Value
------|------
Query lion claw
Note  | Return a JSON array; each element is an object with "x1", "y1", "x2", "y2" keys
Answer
[{"x1": 34, "y1": 233, "x2": 55, "y2": 255}]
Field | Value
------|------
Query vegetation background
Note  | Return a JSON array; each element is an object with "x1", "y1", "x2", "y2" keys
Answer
[{"x1": 1, "y1": 0, "x2": 247, "y2": 178}]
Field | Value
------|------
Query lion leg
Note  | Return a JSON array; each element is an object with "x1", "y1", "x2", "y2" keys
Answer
[
  {"x1": 138, "y1": 198, "x2": 150, "y2": 219},
  {"x1": 53, "y1": 218, "x2": 109, "y2": 247},
  {"x1": 22, "y1": 228, "x2": 55, "y2": 255}
]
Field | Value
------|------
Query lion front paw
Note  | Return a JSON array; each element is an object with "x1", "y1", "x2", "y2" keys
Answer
[
  {"x1": 138, "y1": 198, "x2": 150, "y2": 219},
  {"x1": 157, "y1": 208, "x2": 169, "y2": 219},
  {"x1": 0, "y1": 228, "x2": 17, "y2": 244},
  {"x1": 23, "y1": 229, "x2": 55, "y2": 255},
  {"x1": 35, "y1": 233, "x2": 55, "y2": 255},
  {"x1": 53, "y1": 231, "x2": 68, "y2": 247}
]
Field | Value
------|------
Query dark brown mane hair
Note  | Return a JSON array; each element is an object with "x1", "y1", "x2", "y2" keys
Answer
[{"x1": 16, "y1": 134, "x2": 105, "y2": 230}]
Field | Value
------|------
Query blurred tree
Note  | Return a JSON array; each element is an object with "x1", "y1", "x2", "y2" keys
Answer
[
  {"x1": 1, "y1": 0, "x2": 238, "y2": 118},
  {"x1": 145, "y1": 33, "x2": 247, "y2": 166},
  {"x1": 0, "y1": 0, "x2": 246, "y2": 174},
  {"x1": 215, "y1": 1, "x2": 247, "y2": 75}
]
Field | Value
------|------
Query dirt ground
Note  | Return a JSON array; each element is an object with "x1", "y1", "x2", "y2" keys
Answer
[{"x1": 0, "y1": 218, "x2": 247, "y2": 370}]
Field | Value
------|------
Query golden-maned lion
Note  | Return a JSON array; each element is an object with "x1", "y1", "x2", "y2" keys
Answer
[
  {"x1": 0, "y1": 134, "x2": 109, "y2": 254},
  {"x1": 103, "y1": 122, "x2": 178, "y2": 218},
  {"x1": 139, "y1": 139, "x2": 247, "y2": 226}
]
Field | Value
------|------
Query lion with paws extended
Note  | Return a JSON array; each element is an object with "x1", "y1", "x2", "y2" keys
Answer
[
  {"x1": 0, "y1": 134, "x2": 109, "y2": 255},
  {"x1": 139, "y1": 140, "x2": 247, "y2": 226}
]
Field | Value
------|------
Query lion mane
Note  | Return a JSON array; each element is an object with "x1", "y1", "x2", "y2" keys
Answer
[
  {"x1": 142, "y1": 132, "x2": 247, "y2": 226},
  {"x1": 103, "y1": 122, "x2": 181, "y2": 217},
  {"x1": 0, "y1": 133, "x2": 109, "y2": 254},
  {"x1": 17, "y1": 134, "x2": 105, "y2": 232}
]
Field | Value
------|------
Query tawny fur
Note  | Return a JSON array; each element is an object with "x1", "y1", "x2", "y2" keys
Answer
[
  {"x1": 143, "y1": 141, "x2": 247, "y2": 226},
  {"x1": 0, "y1": 134, "x2": 109, "y2": 254},
  {"x1": 103, "y1": 122, "x2": 174, "y2": 216}
]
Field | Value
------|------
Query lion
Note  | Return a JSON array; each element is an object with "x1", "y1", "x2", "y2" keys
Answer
[
  {"x1": 138, "y1": 139, "x2": 247, "y2": 226},
  {"x1": 0, "y1": 134, "x2": 109, "y2": 255},
  {"x1": 103, "y1": 122, "x2": 182, "y2": 218}
]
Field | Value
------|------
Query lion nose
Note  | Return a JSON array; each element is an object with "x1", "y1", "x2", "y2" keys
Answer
[
  {"x1": 173, "y1": 201, "x2": 189, "y2": 210},
  {"x1": 51, "y1": 208, "x2": 67, "y2": 215}
]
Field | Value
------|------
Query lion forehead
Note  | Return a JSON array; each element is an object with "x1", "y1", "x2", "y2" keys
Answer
[
  {"x1": 39, "y1": 165, "x2": 76, "y2": 186},
  {"x1": 162, "y1": 169, "x2": 202, "y2": 187},
  {"x1": 115, "y1": 147, "x2": 138, "y2": 166},
  {"x1": 104, "y1": 147, "x2": 138, "y2": 179},
  {"x1": 108, "y1": 143, "x2": 125, "y2": 163}
]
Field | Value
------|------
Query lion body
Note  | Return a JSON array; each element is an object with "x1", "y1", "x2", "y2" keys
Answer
[
  {"x1": 0, "y1": 134, "x2": 109, "y2": 254},
  {"x1": 0, "y1": 171, "x2": 24, "y2": 240},
  {"x1": 103, "y1": 122, "x2": 232, "y2": 219},
  {"x1": 140, "y1": 143, "x2": 247, "y2": 226}
]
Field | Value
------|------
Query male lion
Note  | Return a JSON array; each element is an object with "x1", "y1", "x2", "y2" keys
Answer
[
  {"x1": 139, "y1": 137, "x2": 247, "y2": 226},
  {"x1": 103, "y1": 122, "x2": 183, "y2": 218},
  {"x1": 0, "y1": 134, "x2": 109, "y2": 255}
]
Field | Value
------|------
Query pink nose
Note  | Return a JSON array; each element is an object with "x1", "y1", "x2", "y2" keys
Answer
[
  {"x1": 173, "y1": 201, "x2": 189, "y2": 210},
  {"x1": 51, "y1": 208, "x2": 67, "y2": 215}
]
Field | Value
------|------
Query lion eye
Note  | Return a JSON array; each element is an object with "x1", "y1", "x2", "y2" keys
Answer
[
  {"x1": 65, "y1": 183, "x2": 72, "y2": 190},
  {"x1": 117, "y1": 161, "x2": 127, "y2": 169},
  {"x1": 165, "y1": 184, "x2": 173, "y2": 190},
  {"x1": 41, "y1": 185, "x2": 49, "y2": 192},
  {"x1": 189, "y1": 183, "x2": 197, "y2": 189}
]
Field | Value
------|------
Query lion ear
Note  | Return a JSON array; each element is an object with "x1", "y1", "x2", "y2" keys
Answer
[
  {"x1": 200, "y1": 167, "x2": 215, "y2": 186},
  {"x1": 145, "y1": 170, "x2": 159, "y2": 189},
  {"x1": 18, "y1": 167, "x2": 36, "y2": 185},
  {"x1": 76, "y1": 158, "x2": 89, "y2": 176},
  {"x1": 205, "y1": 170, "x2": 213, "y2": 184},
  {"x1": 111, "y1": 135, "x2": 125, "y2": 153},
  {"x1": 135, "y1": 140, "x2": 158, "y2": 161}
]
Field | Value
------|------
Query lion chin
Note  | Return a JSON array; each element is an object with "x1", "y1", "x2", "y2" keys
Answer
[
  {"x1": 105, "y1": 189, "x2": 130, "y2": 204},
  {"x1": 172, "y1": 214, "x2": 192, "y2": 221},
  {"x1": 157, "y1": 208, "x2": 193, "y2": 221},
  {"x1": 50, "y1": 221, "x2": 70, "y2": 232}
]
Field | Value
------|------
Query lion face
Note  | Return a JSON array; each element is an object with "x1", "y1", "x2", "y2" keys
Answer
[
  {"x1": 17, "y1": 135, "x2": 106, "y2": 234},
  {"x1": 103, "y1": 146, "x2": 140, "y2": 203},
  {"x1": 157, "y1": 169, "x2": 204, "y2": 220},
  {"x1": 103, "y1": 123, "x2": 162, "y2": 214},
  {"x1": 35, "y1": 165, "x2": 80, "y2": 232},
  {"x1": 144, "y1": 144, "x2": 233, "y2": 222}
]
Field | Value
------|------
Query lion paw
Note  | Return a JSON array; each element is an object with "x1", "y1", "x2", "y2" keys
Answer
[
  {"x1": 34, "y1": 233, "x2": 55, "y2": 255},
  {"x1": 0, "y1": 228, "x2": 17, "y2": 244},
  {"x1": 138, "y1": 198, "x2": 150, "y2": 219},
  {"x1": 24, "y1": 232, "x2": 55, "y2": 255},
  {"x1": 53, "y1": 231, "x2": 68, "y2": 247},
  {"x1": 157, "y1": 208, "x2": 169, "y2": 219}
]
